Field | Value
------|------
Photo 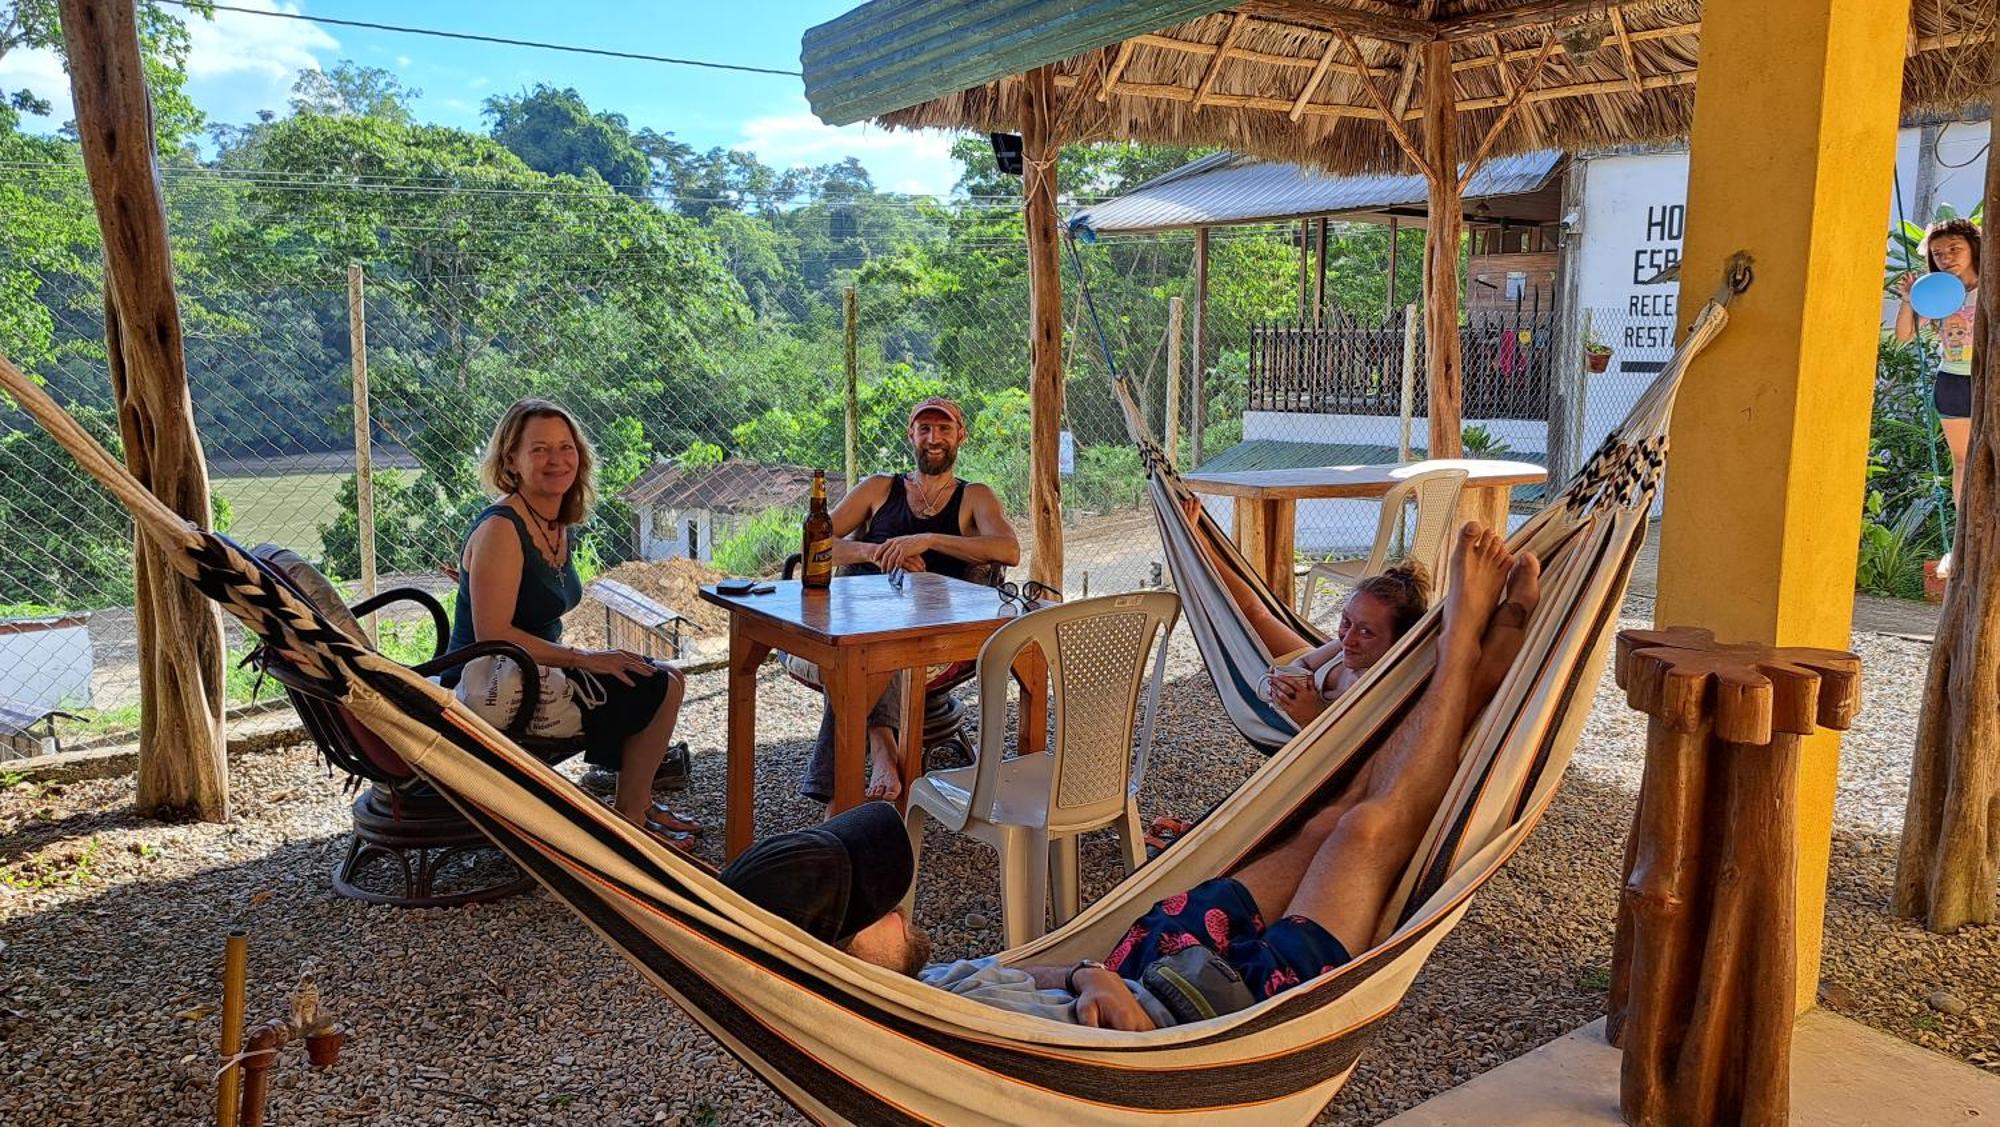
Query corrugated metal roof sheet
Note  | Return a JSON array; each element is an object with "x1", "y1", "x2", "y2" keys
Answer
[
  {"x1": 1070, "y1": 150, "x2": 1565, "y2": 235},
  {"x1": 802, "y1": 0, "x2": 1232, "y2": 127}
]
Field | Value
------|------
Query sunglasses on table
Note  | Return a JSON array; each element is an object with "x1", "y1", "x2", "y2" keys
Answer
[{"x1": 996, "y1": 580, "x2": 1062, "y2": 610}]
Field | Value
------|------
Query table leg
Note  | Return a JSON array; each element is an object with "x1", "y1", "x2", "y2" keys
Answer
[
  {"x1": 1463, "y1": 485, "x2": 1510, "y2": 536},
  {"x1": 1268, "y1": 499, "x2": 1296, "y2": 608},
  {"x1": 823, "y1": 652, "x2": 880, "y2": 815},
  {"x1": 1235, "y1": 500, "x2": 1269, "y2": 594},
  {"x1": 724, "y1": 627, "x2": 772, "y2": 860},
  {"x1": 896, "y1": 667, "x2": 925, "y2": 809},
  {"x1": 1014, "y1": 646, "x2": 1050, "y2": 758}
]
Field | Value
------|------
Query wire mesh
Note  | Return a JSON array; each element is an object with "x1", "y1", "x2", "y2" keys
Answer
[{"x1": 0, "y1": 160, "x2": 1647, "y2": 751}]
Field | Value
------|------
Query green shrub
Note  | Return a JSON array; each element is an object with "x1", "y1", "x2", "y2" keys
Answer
[{"x1": 713, "y1": 504, "x2": 805, "y2": 577}]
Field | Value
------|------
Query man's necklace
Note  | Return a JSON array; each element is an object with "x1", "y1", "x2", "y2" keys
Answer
[
  {"x1": 907, "y1": 473, "x2": 952, "y2": 518},
  {"x1": 516, "y1": 494, "x2": 568, "y2": 566}
]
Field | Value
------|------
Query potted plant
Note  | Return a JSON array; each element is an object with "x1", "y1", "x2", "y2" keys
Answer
[{"x1": 1584, "y1": 331, "x2": 1614, "y2": 373}]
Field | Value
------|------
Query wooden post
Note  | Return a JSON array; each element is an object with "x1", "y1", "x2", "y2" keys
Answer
[
  {"x1": 1165, "y1": 295, "x2": 1184, "y2": 466},
  {"x1": 1398, "y1": 302, "x2": 1420, "y2": 460},
  {"x1": 1021, "y1": 66, "x2": 1064, "y2": 591},
  {"x1": 1421, "y1": 39, "x2": 1465, "y2": 459},
  {"x1": 1297, "y1": 219, "x2": 1310, "y2": 321},
  {"x1": 1192, "y1": 226, "x2": 1210, "y2": 465},
  {"x1": 1386, "y1": 216, "x2": 1400, "y2": 319},
  {"x1": 1313, "y1": 217, "x2": 1328, "y2": 326},
  {"x1": 843, "y1": 285, "x2": 859, "y2": 490},
  {"x1": 1897, "y1": 92, "x2": 2000, "y2": 933},
  {"x1": 346, "y1": 264, "x2": 377, "y2": 647},
  {"x1": 216, "y1": 931, "x2": 248, "y2": 1127},
  {"x1": 1607, "y1": 627, "x2": 1861, "y2": 1127},
  {"x1": 1656, "y1": 0, "x2": 1909, "y2": 1002},
  {"x1": 60, "y1": 0, "x2": 228, "y2": 820}
]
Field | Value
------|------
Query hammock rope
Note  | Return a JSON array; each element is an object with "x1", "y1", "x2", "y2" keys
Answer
[{"x1": 0, "y1": 257, "x2": 1742, "y2": 1124}]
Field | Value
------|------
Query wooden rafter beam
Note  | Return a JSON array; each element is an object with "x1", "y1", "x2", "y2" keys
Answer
[
  {"x1": 1290, "y1": 38, "x2": 1343, "y2": 121},
  {"x1": 1131, "y1": 31, "x2": 1366, "y2": 79},
  {"x1": 1389, "y1": 0, "x2": 1440, "y2": 118},
  {"x1": 1459, "y1": 36, "x2": 1558, "y2": 191},
  {"x1": 1237, "y1": 0, "x2": 1433, "y2": 44},
  {"x1": 1098, "y1": 39, "x2": 1136, "y2": 102},
  {"x1": 1334, "y1": 27, "x2": 1433, "y2": 179},
  {"x1": 1436, "y1": 0, "x2": 1677, "y2": 42},
  {"x1": 1608, "y1": 7, "x2": 1642, "y2": 93},
  {"x1": 1192, "y1": 12, "x2": 1251, "y2": 110},
  {"x1": 1065, "y1": 74, "x2": 1384, "y2": 120},
  {"x1": 1451, "y1": 20, "x2": 1699, "y2": 69}
]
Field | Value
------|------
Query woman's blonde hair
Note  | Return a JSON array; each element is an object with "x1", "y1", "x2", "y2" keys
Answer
[
  {"x1": 1352, "y1": 558, "x2": 1432, "y2": 637},
  {"x1": 480, "y1": 398, "x2": 596, "y2": 525}
]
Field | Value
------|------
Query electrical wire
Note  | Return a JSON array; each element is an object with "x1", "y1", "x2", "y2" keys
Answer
[{"x1": 153, "y1": 0, "x2": 803, "y2": 77}]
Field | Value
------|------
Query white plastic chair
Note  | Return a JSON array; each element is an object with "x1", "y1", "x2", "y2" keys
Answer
[
  {"x1": 901, "y1": 591, "x2": 1181, "y2": 947},
  {"x1": 1296, "y1": 467, "x2": 1468, "y2": 617}
]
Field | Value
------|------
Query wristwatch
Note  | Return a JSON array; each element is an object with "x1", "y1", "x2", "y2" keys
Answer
[{"x1": 1067, "y1": 959, "x2": 1108, "y2": 995}]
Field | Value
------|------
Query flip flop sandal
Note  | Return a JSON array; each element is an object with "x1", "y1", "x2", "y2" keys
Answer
[
  {"x1": 640, "y1": 816, "x2": 697, "y2": 852},
  {"x1": 1144, "y1": 815, "x2": 1195, "y2": 860},
  {"x1": 646, "y1": 803, "x2": 702, "y2": 834}
]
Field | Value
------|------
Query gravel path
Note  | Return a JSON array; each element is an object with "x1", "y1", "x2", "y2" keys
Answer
[{"x1": 2, "y1": 622, "x2": 1994, "y2": 1125}]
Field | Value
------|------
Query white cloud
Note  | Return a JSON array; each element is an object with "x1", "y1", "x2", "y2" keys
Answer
[
  {"x1": 735, "y1": 98, "x2": 960, "y2": 198},
  {"x1": 182, "y1": 0, "x2": 340, "y2": 122},
  {"x1": 395, "y1": 55, "x2": 413, "y2": 68},
  {"x1": 0, "y1": 46, "x2": 70, "y2": 130}
]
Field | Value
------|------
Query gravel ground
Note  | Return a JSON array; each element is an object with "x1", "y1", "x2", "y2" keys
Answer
[{"x1": 2, "y1": 620, "x2": 1995, "y2": 1125}]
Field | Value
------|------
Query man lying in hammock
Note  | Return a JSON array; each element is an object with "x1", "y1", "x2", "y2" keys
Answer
[{"x1": 724, "y1": 523, "x2": 1540, "y2": 1030}]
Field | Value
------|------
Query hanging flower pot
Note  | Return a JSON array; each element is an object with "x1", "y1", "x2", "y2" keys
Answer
[{"x1": 1586, "y1": 347, "x2": 1613, "y2": 373}]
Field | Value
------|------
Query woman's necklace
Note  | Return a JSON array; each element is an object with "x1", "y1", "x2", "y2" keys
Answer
[
  {"x1": 907, "y1": 472, "x2": 950, "y2": 519},
  {"x1": 515, "y1": 493, "x2": 568, "y2": 567}
]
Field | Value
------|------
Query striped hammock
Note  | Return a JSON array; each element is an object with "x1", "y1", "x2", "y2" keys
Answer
[{"x1": 0, "y1": 280, "x2": 1731, "y2": 1124}]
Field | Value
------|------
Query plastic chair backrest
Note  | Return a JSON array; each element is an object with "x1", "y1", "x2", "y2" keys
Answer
[
  {"x1": 1362, "y1": 468, "x2": 1468, "y2": 595},
  {"x1": 966, "y1": 591, "x2": 1180, "y2": 836}
]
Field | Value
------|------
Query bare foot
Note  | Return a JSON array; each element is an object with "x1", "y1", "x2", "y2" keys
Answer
[
  {"x1": 1441, "y1": 524, "x2": 1511, "y2": 666},
  {"x1": 1470, "y1": 550, "x2": 1541, "y2": 709},
  {"x1": 1500, "y1": 550, "x2": 1541, "y2": 623},
  {"x1": 864, "y1": 728, "x2": 903, "y2": 802}
]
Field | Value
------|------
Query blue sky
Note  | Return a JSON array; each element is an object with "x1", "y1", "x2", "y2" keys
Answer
[{"x1": 0, "y1": 1, "x2": 965, "y2": 196}]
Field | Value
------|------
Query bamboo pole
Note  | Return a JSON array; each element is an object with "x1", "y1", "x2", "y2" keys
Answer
[
  {"x1": 216, "y1": 931, "x2": 248, "y2": 1127},
  {"x1": 1386, "y1": 216, "x2": 1400, "y2": 319},
  {"x1": 1398, "y1": 302, "x2": 1419, "y2": 459},
  {"x1": 1165, "y1": 296, "x2": 1184, "y2": 466},
  {"x1": 347, "y1": 264, "x2": 376, "y2": 647},
  {"x1": 1313, "y1": 218, "x2": 1329, "y2": 326},
  {"x1": 1897, "y1": 89, "x2": 2000, "y2": 932},
  {"x1": 1297, "y1": 219, "x2": 1311, "y2": 321},
  {"x1": 1192, "y1": 227, "x2": 1210, "y2": 465},
  {"x1": 1420, "y1": 39, "x2": 1465, "y2": 459},
  {"x1": 1608, "y1": 627, "x2": 1861, "y2": 1127},
  {"x1": 59, "y1": 0, "x2": 228, "y2": 821},
  {"x1": 1021, "y1": 65, "x2": 1065, "y2": 591},
  {"x1": 843, "y1": 286, "x2": 859, "y2": 490}
]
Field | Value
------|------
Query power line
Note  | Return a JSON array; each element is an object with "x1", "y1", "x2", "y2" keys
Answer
[{"x1": 154, "y1": 0, "x2": 803, "y2": 78}]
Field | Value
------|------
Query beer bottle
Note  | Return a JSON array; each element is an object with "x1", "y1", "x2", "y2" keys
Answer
[{"x1": 801, "y1": 470, "x2": 834, "y2": 589}]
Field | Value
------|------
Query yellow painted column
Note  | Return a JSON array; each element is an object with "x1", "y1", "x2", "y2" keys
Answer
[{"x1": 1656, "y1": 0, "x2": 1909, "y2": 1012}]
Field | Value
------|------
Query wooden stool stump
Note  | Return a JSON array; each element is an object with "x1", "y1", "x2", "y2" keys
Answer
[{"x1": 1605, "y1": 627, "x2": 1861, "y2": 1127}]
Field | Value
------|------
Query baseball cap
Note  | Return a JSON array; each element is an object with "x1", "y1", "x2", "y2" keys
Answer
[
  {"x1": 908, "y1": 396, "x2": 965, "y2": 431},
  {"x1": 717, "y1": 801, "x2": 913, "y2": 945}
]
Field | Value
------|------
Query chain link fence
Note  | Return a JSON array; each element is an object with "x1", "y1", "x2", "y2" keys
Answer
[{"x1": 1, "y1": 162, "x2": 1643, "y2": 754}]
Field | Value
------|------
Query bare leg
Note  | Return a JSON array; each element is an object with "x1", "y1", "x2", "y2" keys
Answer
[
  {"x1": 615, "y1": 666, "x2": 687, "y2": 822},
  {"x1": 1181, "y1": 496, "x2": 1313, "y2": 658},
  {"x1": 864, "y1": 724, "x2": 903, "y2": 801},
  {"x1": 1943, "y1": 418, "x2": 1970, "y2": 506},
  {"x1": 1273, "y1": 525, "x2": 1511, "y2": 955}
]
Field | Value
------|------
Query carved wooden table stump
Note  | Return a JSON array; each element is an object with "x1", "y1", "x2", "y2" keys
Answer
[{"x1": 1604, "y1": 627, "x2": 1861, "y2": 1127}]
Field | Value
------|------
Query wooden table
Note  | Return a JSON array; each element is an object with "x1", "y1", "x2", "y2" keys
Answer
[
  {"x1": 699, "y1": 573, "x2": 1046, "y2": 859},
  {"x1": 1181, "y1": 458, "x2": 1548, "y2": 607}
]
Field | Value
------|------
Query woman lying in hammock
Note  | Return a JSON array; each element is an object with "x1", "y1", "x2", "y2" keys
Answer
[{"x1": 725, "y1": 523, "x2": 1540, "y2": 1030}]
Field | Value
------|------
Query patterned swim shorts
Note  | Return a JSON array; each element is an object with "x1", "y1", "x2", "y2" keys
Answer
[{"x1": 1105, "y1": 876, "x2": 1352, "y2": 1002}]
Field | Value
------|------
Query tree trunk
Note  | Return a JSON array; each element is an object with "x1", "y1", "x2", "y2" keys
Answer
[
  {"x1": 60, "y1": 0, "x2": 227, "y2": 820},
  {"x1": 1021, "y1": 65, "x2": 1065, "y2": 592},
  {"x1": 1895, "y1": 93, "x2": 2000, "y2": 933},
  {"x1": 1421, "y1": 39, "x2": 1464, "y2": 459}
]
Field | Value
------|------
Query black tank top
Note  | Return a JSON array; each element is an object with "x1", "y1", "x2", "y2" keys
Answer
[{"x1": 859, "y1": 476, "x2": 971, "y2": 580}]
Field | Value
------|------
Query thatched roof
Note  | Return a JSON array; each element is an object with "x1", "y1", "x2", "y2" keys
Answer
[{"x1": 809, "y1": 0, "x2": 1996, "y2": 176}]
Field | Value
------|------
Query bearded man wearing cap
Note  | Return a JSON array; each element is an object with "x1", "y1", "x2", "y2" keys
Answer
[{"x1": 797, "y1": 396, "x2": 1020, "y2": 805}]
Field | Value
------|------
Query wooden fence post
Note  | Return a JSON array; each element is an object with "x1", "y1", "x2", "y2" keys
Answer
[
  {"x1": 843, "y1": 285, "x2": 859, "y2": 490},
  {"x1": 1192, "y1": 226, "x2": 1209, "y2": 465},
  {"x1": 1165, "y1": 295, "x2": 1183, "y2": 467},
  {"x1": 1607, "y1": 627, "x2": 1861, "y2": 1127},
  {"x1": 347, "y1": 263, "x2": 377, "y2": 646},
  {"x1": 1398, "y1": 303, "x2": 1420, "y2": 460}
]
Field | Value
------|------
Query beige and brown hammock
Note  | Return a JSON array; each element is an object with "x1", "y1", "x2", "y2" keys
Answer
[{"x1": 0, "y1": 272, "x2": 1734, "y2": 1124}]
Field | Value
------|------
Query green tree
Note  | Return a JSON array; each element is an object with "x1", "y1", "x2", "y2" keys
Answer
[
  {"x1": 483, "y1": 85, "x2": 650, "y2": 196},
  {"x1": 290, "y1": 60, "x2": 421, "y2": 124}
]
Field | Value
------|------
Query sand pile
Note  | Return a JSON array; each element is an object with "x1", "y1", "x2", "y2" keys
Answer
[{"x1": 564, "y1": 557, "x2": 731, "y2": 649}]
